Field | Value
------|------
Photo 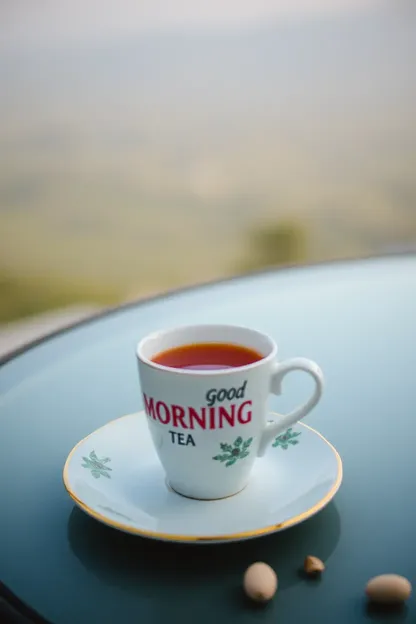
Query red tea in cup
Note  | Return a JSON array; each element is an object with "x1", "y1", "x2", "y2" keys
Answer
[{"x1": 151, "y1": 342, "x2": 263, "y2": 371}]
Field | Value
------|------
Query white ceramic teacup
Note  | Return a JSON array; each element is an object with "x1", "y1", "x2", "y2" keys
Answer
[{"x1": 136, "y1": 324, "x2": 324, "y2": 500}]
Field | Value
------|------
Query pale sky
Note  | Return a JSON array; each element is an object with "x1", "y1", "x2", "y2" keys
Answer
[{"x1": 1, "y1": 0, "x2": 381, "y2": 47}]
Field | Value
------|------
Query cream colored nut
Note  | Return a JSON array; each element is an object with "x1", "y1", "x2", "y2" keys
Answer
[
  {"x1": 243, "y1": 562, "x2": 278, "y2": 602},
  {"x1": 304, "y1": 556, "x2": 325, "y2": 575},
  {"x1": 365, "y1": 574, "x2": 412, "y2": 604}
]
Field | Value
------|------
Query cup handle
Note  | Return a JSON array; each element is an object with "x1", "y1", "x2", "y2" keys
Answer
[{"x1": 257, "y1": 357, "x2": 324, "y2": 457}]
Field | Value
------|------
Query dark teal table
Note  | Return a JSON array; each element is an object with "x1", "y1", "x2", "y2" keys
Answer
[{"x1": 1, "y1": 255, "x2": 415, "y2": 623}]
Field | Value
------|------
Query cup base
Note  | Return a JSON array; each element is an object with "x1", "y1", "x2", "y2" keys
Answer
[{"x1": 166, "y1": 479, "x2": 248, "y2": 501}]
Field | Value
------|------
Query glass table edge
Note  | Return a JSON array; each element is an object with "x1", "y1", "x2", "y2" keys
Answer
[{"x1": 1, "y1": 250, "x2": 414, "y2": 368}]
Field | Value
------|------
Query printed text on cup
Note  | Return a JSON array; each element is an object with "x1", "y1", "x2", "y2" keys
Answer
[{"x1": 143, "y1": 381, "x2": 250, "y2": 447}]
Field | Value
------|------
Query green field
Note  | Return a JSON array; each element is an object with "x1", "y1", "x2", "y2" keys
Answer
[{"x1": 1, "y1": 124, "x2": 415, "y2": 323}]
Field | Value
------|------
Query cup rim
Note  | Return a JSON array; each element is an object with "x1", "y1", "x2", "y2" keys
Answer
[{"x1": 136, "y1": 323, "x2": 277, "y2": 376}]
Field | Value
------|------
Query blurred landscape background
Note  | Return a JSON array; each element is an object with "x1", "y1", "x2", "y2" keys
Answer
[{"x1": 0, "y1": 0, "x2": 415, "y2": 328}]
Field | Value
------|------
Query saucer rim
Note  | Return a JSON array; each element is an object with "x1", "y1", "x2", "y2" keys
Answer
[{"x1": 63, "y1": 412, "x2": 343, "y2": 543}]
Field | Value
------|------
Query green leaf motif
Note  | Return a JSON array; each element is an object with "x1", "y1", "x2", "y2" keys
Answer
[
  {"x1": 81, "y1": 450, "x2": 112, "y2": 479},
  {"x1": 213, "y1": 436, "x2": 253, "y2": 467},
  {"x1": 213, "y1": 453, "x2": 230, "y2": 462},
  {"x1": 272, "y1": 428, "x2": 302, "y2": 450}
]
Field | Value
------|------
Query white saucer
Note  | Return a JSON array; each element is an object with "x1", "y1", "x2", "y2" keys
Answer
[{"x1": 63, "y1": 412, "x2": 342, "y2": 544}]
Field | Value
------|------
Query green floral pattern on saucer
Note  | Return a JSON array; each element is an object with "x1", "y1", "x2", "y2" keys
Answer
[
  {"x1": 272, "y1": 428, "x2": 301, "y2": 450},
  {"x1": 81, "y1": 450, "x2": 112, "y2": 479},
  {"x1": 213, "y1": 436, "x2": 253, "y2": 467},
  {"x1": 64, "y1": 412, "x2": 342, "y2": 542}
]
